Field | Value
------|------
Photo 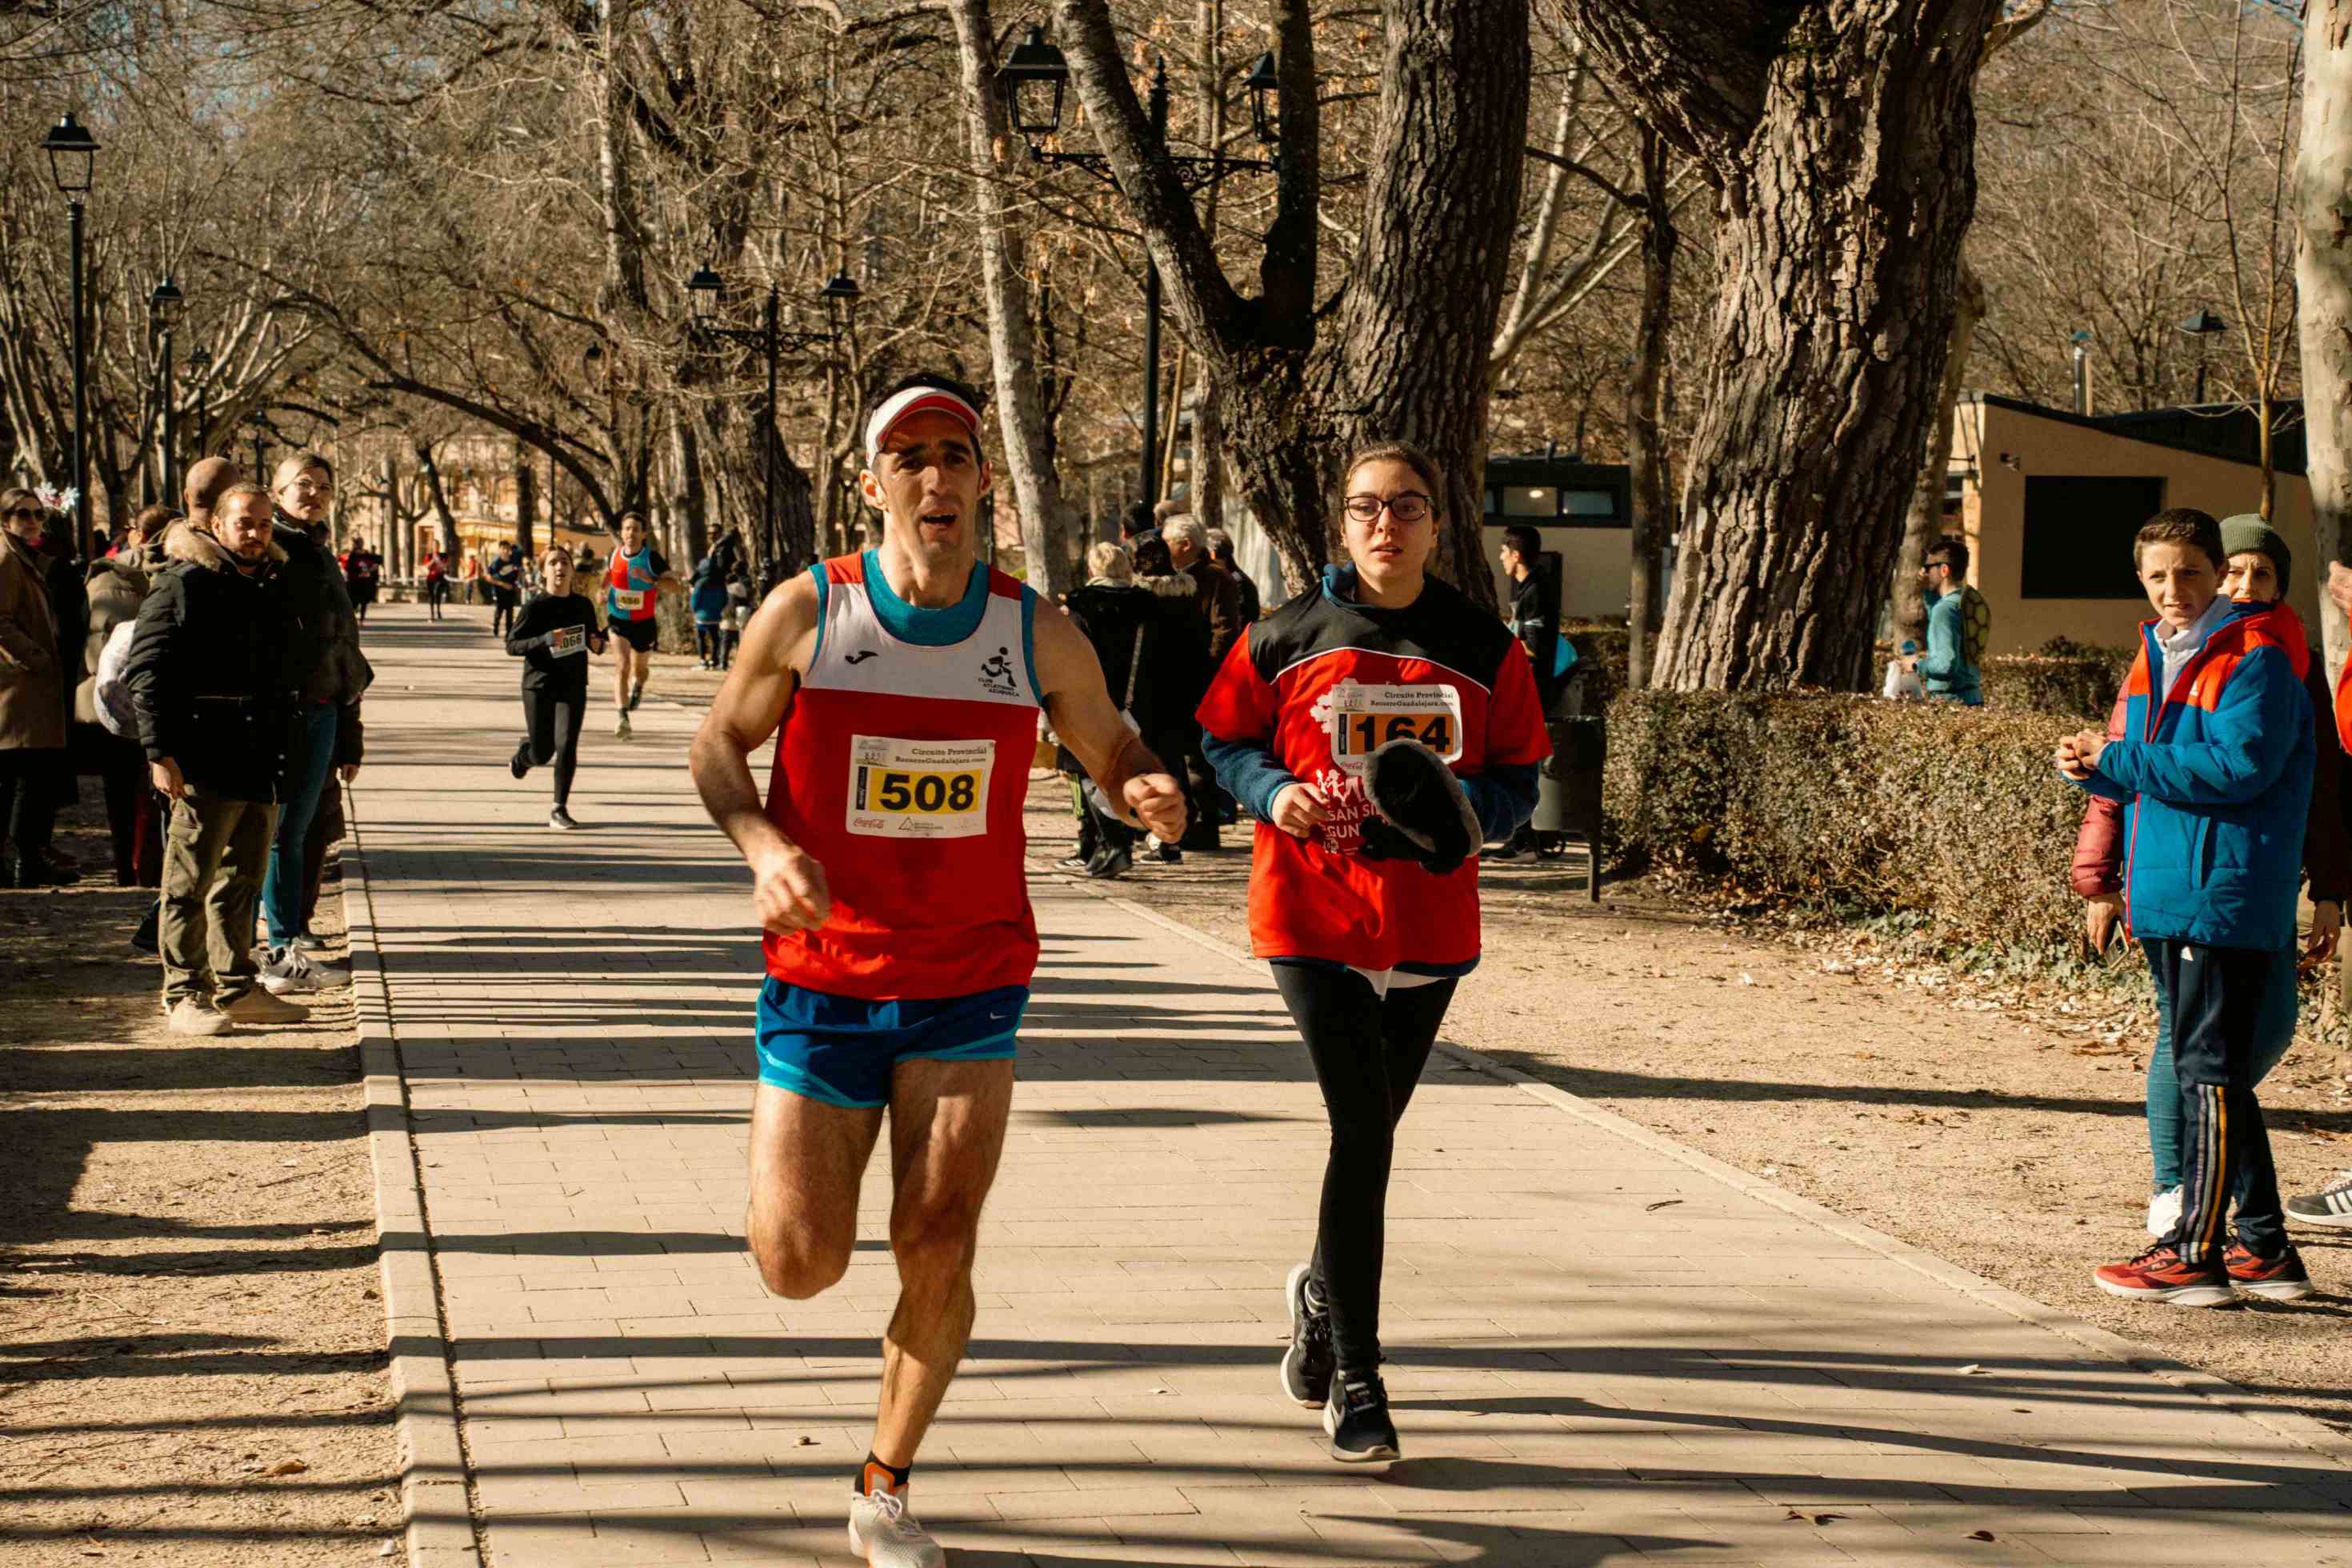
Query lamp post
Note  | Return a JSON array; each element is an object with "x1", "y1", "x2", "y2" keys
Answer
[
  {"x1": 686, "y1": 266, "x2": 861, "y2": 567},
  {"x1": 997, "y1": 28, "x2": 1279, "y2": 505},
  {"x1": 2179, "y1": 307, "x2": 2227, "y2": 406},
  {"x1": 42, "y1": 113, "x2": 98, "y2": 546},
  {"x1": 149, "y1": 275, "x2": 184, "y2": 509}
]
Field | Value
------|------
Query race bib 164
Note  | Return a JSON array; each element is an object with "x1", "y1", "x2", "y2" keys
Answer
[{"x1": 1325, "y1": 682, "x2": 1464, "y2": 775}]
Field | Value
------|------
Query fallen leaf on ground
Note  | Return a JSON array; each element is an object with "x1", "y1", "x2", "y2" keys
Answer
[
  {"x1": 261, "y1": 1459, "x2": 309, "y2": 1478},
  {"x1": 1968, "y1": 1530, "x2": 1997, "y2": 1542},
  {"x1": 1644, "y1": 1199, "x2": 1683, "y2": 1212},
  {"x1": 1956, "y1": 1363, "x2": 1985, "y2": 1374}
]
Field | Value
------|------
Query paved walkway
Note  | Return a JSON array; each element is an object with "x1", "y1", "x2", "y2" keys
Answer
[{"x1": 347, "y1": 602, "x2": 2352, "y2": 1566}]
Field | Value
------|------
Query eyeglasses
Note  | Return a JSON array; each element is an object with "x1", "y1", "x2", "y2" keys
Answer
[
  {"x1": 3, "y1": 507, "x2": 42, "y2": 521},
  {"x1": 286, "y1": 478, "x2": 332, "y2": 495},
  {"x1": 1344, "y1": 493, "x2": 1431, "y2": 523}
]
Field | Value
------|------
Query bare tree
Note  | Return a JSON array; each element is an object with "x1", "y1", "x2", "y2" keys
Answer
[
  {"x1": 1557, "y1": 0, "x2": 2002, "y2": 690},
  {"x1": 1050, "y1": 0, "x2": 1530, "y2": 603}
]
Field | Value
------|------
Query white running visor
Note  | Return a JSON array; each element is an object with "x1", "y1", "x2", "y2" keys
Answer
[{"x1": 865, "y1": 385, "x2": 983, "y2": 466}]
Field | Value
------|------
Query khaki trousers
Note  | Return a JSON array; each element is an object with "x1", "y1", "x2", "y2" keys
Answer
[{"x1": 160, "y1": 790, "x2": 278, "y2": 1006}]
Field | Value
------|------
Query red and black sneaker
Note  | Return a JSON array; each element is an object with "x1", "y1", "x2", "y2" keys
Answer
[
  {"x1": 2092, "y1": 1243, "x2": 2233, "y2": 1306},
  {"x1": 2223, "y1": 1239, "x2": 2314, "y2": 1302}
]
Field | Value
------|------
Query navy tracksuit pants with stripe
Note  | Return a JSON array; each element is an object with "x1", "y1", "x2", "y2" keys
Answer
[{"x1": 2142, "y1": 938, "x2": 2288, "y2": 1262}]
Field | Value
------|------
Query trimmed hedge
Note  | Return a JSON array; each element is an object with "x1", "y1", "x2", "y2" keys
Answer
[
  {"x1": 1604, "y1": 690, "x2": 2086, "y2": 954},
  {"x1": 1979, "y1": 642, "x2": 2135, "y2": 721}
]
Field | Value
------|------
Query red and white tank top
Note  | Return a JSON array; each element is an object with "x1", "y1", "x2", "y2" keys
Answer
[{"x1": 763, "y1": 550, "x2": 1046, "y2": 1000}]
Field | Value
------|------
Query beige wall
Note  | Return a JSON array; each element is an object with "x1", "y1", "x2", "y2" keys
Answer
[
  {"x1": 1484, "y1": 522, "x2": 1632, "y2": 621},
  {"x1": 1959, "y1": 402, "x2": 2317, "y2": 654}
]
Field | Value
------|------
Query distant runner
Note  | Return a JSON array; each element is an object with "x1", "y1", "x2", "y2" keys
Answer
[
  {"x1": 690, "y1": 373, "x2": 1186, "y2": 1568},
  {"x1": 603, "y1": 511, "x2": 682, "y2": 739},
  {"x1": 506, "y1": 546, "x2": 606, "y2": 830}
]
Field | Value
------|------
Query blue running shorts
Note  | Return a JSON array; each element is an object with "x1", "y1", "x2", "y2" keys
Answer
[{"x1": 754, "y1": 979, "x2": 1026, "y2": 1109}]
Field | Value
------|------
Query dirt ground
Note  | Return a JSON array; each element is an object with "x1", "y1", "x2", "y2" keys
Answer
[
  {"x1": 1009, "y1": 774, "x2": 2352, "y2": 1443},
  {"x1": 0, "y1": 799, "x2": 396, "y2": 1564}
]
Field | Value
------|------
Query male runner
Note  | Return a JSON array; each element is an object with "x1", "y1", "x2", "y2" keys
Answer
[
  {"x1": 690, "y1": 372, "x2": 1186, "y2": 1567},
  {"x1": 604, "y1": 511, "x2": 682, "y2": 738}
]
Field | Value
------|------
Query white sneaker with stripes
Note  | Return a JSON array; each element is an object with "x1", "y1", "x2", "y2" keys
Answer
[{"x1": 2286, "y1": 1170, "x2": 2352, "y2": 1230}]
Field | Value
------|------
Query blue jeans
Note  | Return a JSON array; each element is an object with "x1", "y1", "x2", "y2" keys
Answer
[
  {"x1": 263, "y1": 705, "x2": 338, "y2": 946},
  {"x1": 2146, "y1": 942, "x2": 2297, "y2": 1190}
]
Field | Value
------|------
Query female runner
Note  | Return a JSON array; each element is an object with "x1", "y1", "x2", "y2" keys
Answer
[{"x1": 1198, "y1": 441, "x2": 1550, "y2": 1462}]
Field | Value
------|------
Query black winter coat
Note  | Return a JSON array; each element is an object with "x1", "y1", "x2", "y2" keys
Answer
[
  {"x1": 1064, "y1": 574, "x2": 1208, "y2": 754},
  {"x1": 123, "y1": 523, "x2": 294, "y2": 802},
  {"x1": 271, "y1": 518, "x2": 370, "y2": 768}
]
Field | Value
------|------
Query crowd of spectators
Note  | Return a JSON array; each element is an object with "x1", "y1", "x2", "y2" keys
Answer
[{"x1": 0, "y1": 453, "x2": 372, "y2": 1036}]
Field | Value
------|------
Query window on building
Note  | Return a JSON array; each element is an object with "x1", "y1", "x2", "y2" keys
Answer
[
  {"x1": 1502, "y1": 486, "x2": 1558, "y2": 518},
  {"x1": 2020, "y1": 475, "x2": 2166, "y2": 600},
  {"x1": 1562, "y1": 488, "x2": 1617, "y2": 518}
]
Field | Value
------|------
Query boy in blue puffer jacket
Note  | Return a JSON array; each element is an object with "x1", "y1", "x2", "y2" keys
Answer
[{"x1": 2058, "y1": 507, "x2": 2316, "y2": 1305}]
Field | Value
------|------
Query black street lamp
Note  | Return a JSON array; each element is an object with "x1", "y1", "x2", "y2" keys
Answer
[
  {"x1": 996, "y1": 29, "x2": 1278, "y2": 506},
  {"x1": 2179, "y1": 306, "x2": 2228, "y2": 405},
  {"x1": 42, "y1": 113, "x2": 98, "y2": 547},
  {"x1": 686, "y1": 265, "x2": 860, "y2": 569},
  {"x1": 150, "y1": 275, "x2": 184, "y2": 509}
]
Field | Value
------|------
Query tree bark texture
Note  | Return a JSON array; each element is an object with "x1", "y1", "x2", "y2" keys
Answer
[
  {"x1": 514, "y1": 434, "x2": 539, "y2": 560},
  {"x1": 1890, "y1": 260, "x2": 1986, "y2": 649},
  {"x1": 1625, "y1": 126, "x2": 1676, "y2": 692},
  {"x1": 1562, "y1": 0, "x2": 2001, "y2": 690},
  {"x1": 2301, "y1": 0, "x2": 2352, "y2": 684},
  {"x1": 948, "y1": 0, "x2": 1078, "y2": 598},
  {"x1": 416, "y1": 440, "x2": 462, "y2": 560},
  {"x1": 669, "y1": 414, "x2": 706, "y2": 566},
  {"x1": 1054, "y1": 0, "x2": 1526, "y2": 606}
]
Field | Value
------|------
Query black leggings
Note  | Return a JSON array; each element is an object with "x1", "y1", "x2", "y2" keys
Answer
[
  {"x1": 1271, "y1": 963, "x2": 1459, "y2": 1374},
  {"x1": 521, "y1": 687, "x2": 584, "y2": 807}
]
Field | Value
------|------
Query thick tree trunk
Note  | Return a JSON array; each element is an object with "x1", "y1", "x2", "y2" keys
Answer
[
  {"x1": 514, "y1": 436, "x2": 538, "y2": 560},
  {"x1": 1891, "y1": 261, "x2": 1986, "y2": 649},
  {"x1": 1625, "y1": 126, "x2": 1676, "y2": 692},
  {"x1": 947, "y1": 0, "x2": 1077, "y2": 598},
  {"x1": 1054, "y1": 0, "x2": 1525, "y2": 610},
  {"x1": 415, "y1": 441, "x2": 462, "y2": 561},
  {"x1": 1566, "y1": 0, "x2": 2001, "y2": 691},
  {"x1": 774, "y1": 443, "x2": 816, "y2": 577},
  {"x1": 670, "y1": 415, "x2": 707, "y2": 566},
  {"x1": 2302, "y1": 0, "x2": 2352, "y2": 684}
]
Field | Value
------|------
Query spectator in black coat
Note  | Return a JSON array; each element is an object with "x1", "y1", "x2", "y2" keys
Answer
[{"x1": 122, "y1": 487, "x2": 307, "y2": 1035}]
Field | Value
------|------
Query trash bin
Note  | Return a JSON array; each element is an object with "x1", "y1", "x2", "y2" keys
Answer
[{"x1": 1532, "y1": 715, "x2": 1606, "y2": 900}]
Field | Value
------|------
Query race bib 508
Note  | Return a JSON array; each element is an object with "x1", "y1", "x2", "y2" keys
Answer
[{"x1": 846, "y1": 736, "x2": 993, "y2": 840}]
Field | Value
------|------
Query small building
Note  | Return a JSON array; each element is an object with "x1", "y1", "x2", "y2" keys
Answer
[
  {"x1": 1945, "y1": 394, "x2": 2314, "y2": 654},
  {"x1": 1479, "y1": 454, "x2": 1634, "y2": 619}
]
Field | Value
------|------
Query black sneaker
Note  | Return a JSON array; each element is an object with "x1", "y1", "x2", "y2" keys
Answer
[
  {"x1": 130, "y1": 900, "x2": 161, "y2": 954},
  {"x1": 548, "y1": 806, "x2": 580, "y2": 831},
  {"x1": 1324, "y1": 1372, "x2": 1399, "y2": 1463},
  {"x1": 510, "y1": 741, "x2": 533, "y2": 780},
  {"x1": 1280, "y1": 1262, "x2": 1334, "y2": 1409},
  {"x1": 2287, "y1": 1170, "x2": 2352, "y2": 1230},
  {"x1": 1086, "y1": 846, "x2": 1132, "y2": 880}
]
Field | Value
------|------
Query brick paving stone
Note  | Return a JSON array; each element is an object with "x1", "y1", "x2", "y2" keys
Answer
[{"x1": 350, "y1": 604, "x2": 2352, "y2": 1565}]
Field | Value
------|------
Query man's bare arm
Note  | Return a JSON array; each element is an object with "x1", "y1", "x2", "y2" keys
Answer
[
  {"x1": 689, "y1": 575, "x2": 833, "y2": 931},
  {"x1": 1032, "y1": 607, "x2": 1188, "y2": 840}
]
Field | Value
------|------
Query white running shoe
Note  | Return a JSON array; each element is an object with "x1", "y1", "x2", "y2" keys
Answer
[
  {"x1": 288, "y1": 934, "x2": 325, "y2": 957},
  {"x1": 259, "y1": 946, "x2": 326, "y2": 995},
  {"x1": 614, "y1": 712, "x2": 632, "y2": 740},
  {"x1": 2146, "y1": 1185, "x2": 2184, "y2": 1239},
  {"x1": 847, "y1": 1487, "x2": 943, "y2": 1568},
  {"x1": 547, "y1": 806, "x2": 580, "y2": 830}
]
